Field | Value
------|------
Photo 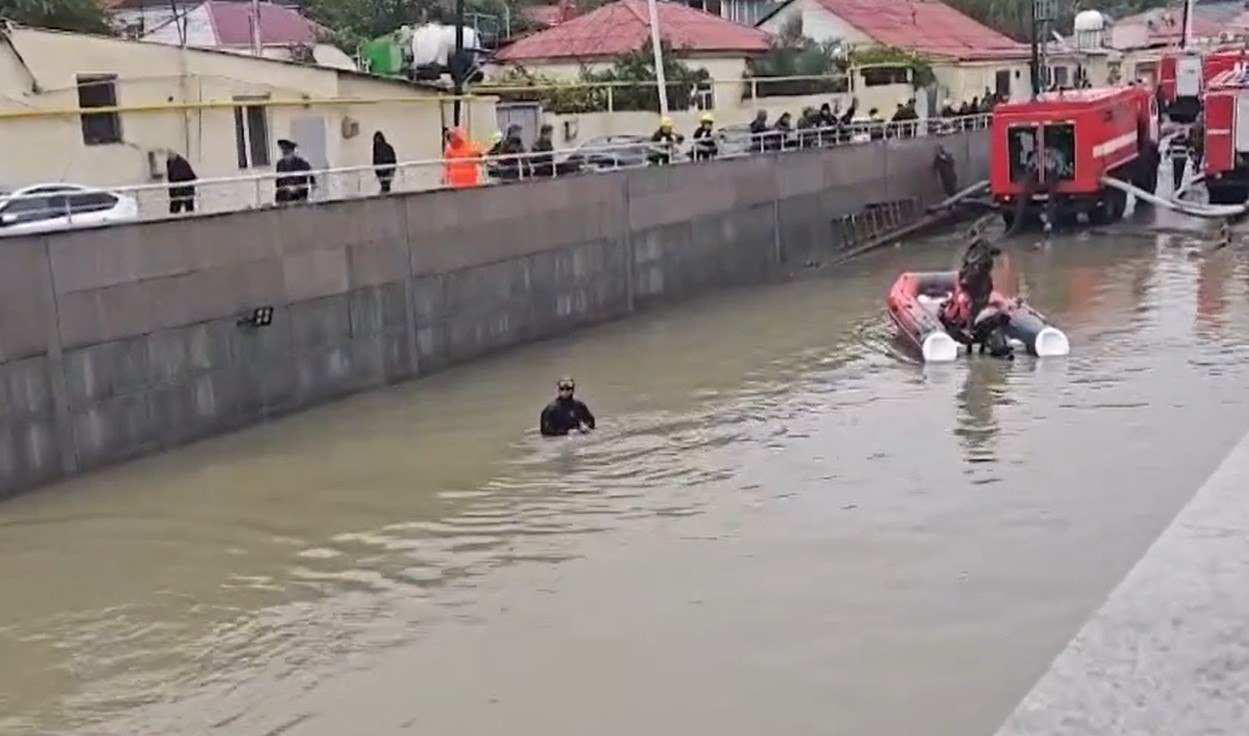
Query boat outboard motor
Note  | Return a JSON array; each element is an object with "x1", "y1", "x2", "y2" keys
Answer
[{"x1": 970, "y1": 307, "x2": 1014, "y2": 358}]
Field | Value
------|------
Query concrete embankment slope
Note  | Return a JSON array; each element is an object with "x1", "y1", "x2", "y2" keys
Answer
[
  {"x1": 995, "y1": 428, "x2": 1249, "y2": 736},
  {"x1": 0, "y1": 130, "x2": 988, "y2": 497}
]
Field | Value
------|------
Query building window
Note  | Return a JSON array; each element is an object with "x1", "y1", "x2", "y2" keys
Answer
[
  {"x1": 995, "y1": 69, "x2": 1012, "y2": 99},
  {"x1": 694, "y1": 81, "x2": 714, "y2": 110},
  {"x1": 77, "y1": 74, "x2": 122, "y2": 146},
  {"x1": 233, "y1": 97, "x2": 271, "y2": 169}
]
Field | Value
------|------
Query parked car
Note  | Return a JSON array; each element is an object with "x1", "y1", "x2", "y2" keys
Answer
[
  {"x1": 559, "y1": 135, "x2": 652, "y2": 173},
  {"x1": 0, "y1": 183, "x2": 139, "y2": 236},
  {"x1": 715, "y1": 124, "x2": 755, "y2": 158}
]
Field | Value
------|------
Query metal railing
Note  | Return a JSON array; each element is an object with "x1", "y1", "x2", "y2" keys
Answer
[{"x1": 0, "y1": 113, "x2": 992, "y2": 237}]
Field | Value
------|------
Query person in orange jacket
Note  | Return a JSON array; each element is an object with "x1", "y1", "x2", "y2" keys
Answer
[{"x1": 443, "y1": 127, "x2": 484, "y2": 188}]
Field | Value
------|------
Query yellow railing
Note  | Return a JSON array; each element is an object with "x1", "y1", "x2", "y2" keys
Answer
[{"x1": 0, "y1": 74, "x2": 867, "y2": 121}]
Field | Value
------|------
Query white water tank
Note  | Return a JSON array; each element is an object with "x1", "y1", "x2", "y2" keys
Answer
[
  {"x1": 410, "y1": 23, "x2": 481, "y2": 68},
  {"x1": 1073, "y1": 10, "x2": 1106, "y2": 50}
]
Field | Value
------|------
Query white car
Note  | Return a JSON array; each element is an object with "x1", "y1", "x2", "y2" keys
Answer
[{"x1": 0, "y1": 183, "x2": 139, "y2": 236}]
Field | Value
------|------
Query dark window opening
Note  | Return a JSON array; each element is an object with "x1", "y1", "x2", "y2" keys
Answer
[
  {"x1": 233, "y1": 98, "x2": 271, "y2": 169},
  {"x1": 1041, "y1": 123, "x2": 1076, "y2": 181},
  {"x1": 1009, "y1": 123, "x2": 1076, "y2": 183},
  {"x1": 1008, "y1": 124, "x2": 1039, "y2": 183},
  {"x1": 861, "y1": 66, "x2": 910, "y2": 87},
  {"x1": 68, "y1": 191, "x2": 118, "y2": 214},
  {"x1": 77, "y1": 74, "x2": 122, "y2": 145},
  {"x1": 995, "y1": 70, "x2": 1012, "y2": 100}
]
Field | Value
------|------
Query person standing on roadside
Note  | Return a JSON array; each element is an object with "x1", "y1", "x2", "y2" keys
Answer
[
  {"x1": 274, "y1": 138, "x2": 313, "y2": 204},
  {"x1": 165, "y1": 150, "x2": 197, "y2": 214},
  {"x1": 372, "y1": 131, "x2": 397, "y2": 194}
]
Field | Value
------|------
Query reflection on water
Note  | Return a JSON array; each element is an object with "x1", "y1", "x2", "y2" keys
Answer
[
  {"x1": 2, "y1": 228, "x2": 1249, "y2": 736},
  {"x1": 955, "y1": 360, "x2": 1010, "y2": 467}
]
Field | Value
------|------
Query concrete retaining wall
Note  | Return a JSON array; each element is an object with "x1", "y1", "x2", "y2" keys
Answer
[{"x1": 0, "y1": 130, "x2": 989, "y2": 497}]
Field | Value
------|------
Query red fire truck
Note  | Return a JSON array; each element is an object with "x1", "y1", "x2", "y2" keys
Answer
[
  {"x1": 1202, "y1": 66, "x2": 1249, "y2": 203},
  {"x1": 1158, "y1": 49, "x2": 1204, "y2": 123},
  {"x1": 1158, "y1": 48, "x2": 1249, "y2": 123},
  {"x1": 990, "y1": 86, "x2": 1160, "y2": 227}
]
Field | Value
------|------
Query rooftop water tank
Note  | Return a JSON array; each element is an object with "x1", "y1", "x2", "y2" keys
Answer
[
  {"x1": 411, "y1": 23, "x2": 482, "y2": 69},
  {"x1": 1073, "y1": 9, "x2": 1106, "y2": 50}
]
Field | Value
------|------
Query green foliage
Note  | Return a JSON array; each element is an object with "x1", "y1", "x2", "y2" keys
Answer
[
  {"x1": 586, "y1": 45, "x2": 711, "y2": 112},
  {"x1": 487, "y1": 46, "x2": 711, "y2": 113},
  {"x1": 744, "y1": 16, "x2": 847, "y2": 97},
  {"x1": 0, "y1": 0, "x2": 113, "y2": 34}
]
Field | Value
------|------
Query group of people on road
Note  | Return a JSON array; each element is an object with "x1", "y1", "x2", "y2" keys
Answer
[
  {"x1": 162, "y1": 94, "x2": 994, "y2": 208},
  {"x1": 163, "y1": 135, "x2": 335, "y2": 213}
]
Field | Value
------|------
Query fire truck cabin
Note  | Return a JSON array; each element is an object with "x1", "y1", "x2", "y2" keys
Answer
[
  {"x1": 990, "y1": 86, "x2": 1159, "y2": 226},
  {"x1": 1159, "y1": 49, "x2": 1205, "y2": 123},
  {"x1": 1203, "y1": 65, "x2": 1249, "y2": 203}
]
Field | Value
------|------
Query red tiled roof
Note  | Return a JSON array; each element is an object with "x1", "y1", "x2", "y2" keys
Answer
[
  {"x1": 496, "y1": 0, "x2": 770, "y2": 62},
  {"x1": 798, "y1": 0, "x2": 1030, "y2": 62},
  {"x1": 205, "y1": 1, "x2": 322, "y2": 46}
]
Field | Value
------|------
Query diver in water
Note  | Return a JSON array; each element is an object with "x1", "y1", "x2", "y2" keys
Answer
[
  {"x1": 942, "y1": 237, "x2": 1013, "y2": 357},
  {"x1": 540, "y1": 377, "x2": 596, "y2": 437}
]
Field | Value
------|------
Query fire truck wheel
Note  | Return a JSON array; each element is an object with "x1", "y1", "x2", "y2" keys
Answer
[
  {"x1": 1091, "y1": 187, "x2": 1128, "y2": 225},
  {"x1": 1207, "y1": 182, "x2": 1249, "y2": 206}
]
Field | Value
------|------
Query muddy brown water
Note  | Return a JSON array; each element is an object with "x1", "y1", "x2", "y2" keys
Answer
[{"x1": 2, "y1": 216, "x2": 1248, "y2": 736}]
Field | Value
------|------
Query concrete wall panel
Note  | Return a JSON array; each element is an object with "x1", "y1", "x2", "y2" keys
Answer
[
  {"x1": 0, "y1": 130, "x2": 991, "y2": 497},
  {"x1": 0, "y1": 239, "x2": 56, "y2": 362}
]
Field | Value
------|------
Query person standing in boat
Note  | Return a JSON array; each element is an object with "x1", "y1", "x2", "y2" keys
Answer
[{"x1": 942, "y1": 236, "x2": 1011, "y2": 356}]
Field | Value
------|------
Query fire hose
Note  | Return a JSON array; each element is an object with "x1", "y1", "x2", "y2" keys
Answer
[{"x1": 1101, "y1": 176, "x2": 1249, "y2": 219}]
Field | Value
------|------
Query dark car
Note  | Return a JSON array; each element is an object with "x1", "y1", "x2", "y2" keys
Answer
[{"x1": 559, "y1": 135, "x2": 652, "y2": 173}]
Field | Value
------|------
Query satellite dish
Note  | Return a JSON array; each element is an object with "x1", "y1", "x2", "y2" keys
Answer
[{"x1": 312, "y1": 44, "x2": 358, "y2": 71}]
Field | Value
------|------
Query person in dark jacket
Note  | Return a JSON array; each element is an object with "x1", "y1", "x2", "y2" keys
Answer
[
  {"x1": 372, "y1": 131, "x2": 397, "y2": 194},
  {"x1": 867, "y1": 108, "x2": 885, "y2": 141},
  {"x1": 1167, "y1": 127, "x2": 1190, "y2": 194},
  {"x1": 274, "y1": 138, "x2": 313, "y2": 204},
  {"x1": 772, "y1": 112, "x2": 793, "y2": 151},
  {"x1": 691, "y1": 112, "x2": 718, "y2": 161},
  {"x1": 748, "y1": 110, "x2": 770, "y2": 153},
  {"x1": 540, "y1": 377, "x2": 596, "y2": 437},
  {"x1": 165, "y1": 151, "x2": 197, "y2": 214},
  {"x1": 497, "y1": 123, "x2": 529, "y2": 181},
  {"x1": 933, "y1": 145, "x2": 958, "y2": 197},
  {"x1": 649, "y1": 117, "x2": 684, "y2": 165},
  {"x1": 531, "y1": 123, "x2": 556, "y2": 178}
]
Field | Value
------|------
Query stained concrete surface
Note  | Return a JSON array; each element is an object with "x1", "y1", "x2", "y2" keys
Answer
[
  {"x1": 0, "y1": 131, "x2": 988, "y2": 498},
  {"x1": 994, "y1": 426, "x2": 1249, "y2": 736}
]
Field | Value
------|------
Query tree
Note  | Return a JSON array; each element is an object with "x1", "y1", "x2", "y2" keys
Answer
[
  {"x1": 745, "y1": 16, "x2": 847, "y2": 96},
  {"x1": 1, "y1": 0, "x2": 113, "y2": 34},
  {"x1": 487, "y1": 47, "x2": 711, "y2": 114},
  {"x1": 584, "y1": 46, "x2": 712, "y2": 112}
]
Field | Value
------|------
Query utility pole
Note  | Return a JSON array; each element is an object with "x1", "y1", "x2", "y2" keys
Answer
[
  {"x1": 453, "y1": 0, "x2": 465, "y2": 126},
  {"x1": 250, "y1": 0, "x2": 262, "y2": 56},
  {"x1": 1180, "y1": 0, "x2": 1194, "y2": 49},
  {"x1": 1030, "y1": 0, "x2": 1056, "y2": 98},
  {"x1": 646, "y1": 0, "x2": 669, "y2": 116}
]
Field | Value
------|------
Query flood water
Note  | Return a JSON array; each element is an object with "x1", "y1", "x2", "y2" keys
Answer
[{"x1": 3, "y1": 213, "x2": 1249, "y2": 736}]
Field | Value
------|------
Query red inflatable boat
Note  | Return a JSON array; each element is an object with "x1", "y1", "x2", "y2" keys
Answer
[{"x1": 887, "y1": 272, "x2": 1070, "y2": 362}]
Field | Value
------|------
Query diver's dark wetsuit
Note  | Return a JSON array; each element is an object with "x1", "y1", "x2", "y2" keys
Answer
[
  {"x1": 961, "y1": 238, "x2": 999, "y2": 319},
  {"x1": 540, "y1": 397, "x2": 596, "y2": 437},
  {"x1": 944, "y1": 238, "x2": 1013, "y2": 357}
]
